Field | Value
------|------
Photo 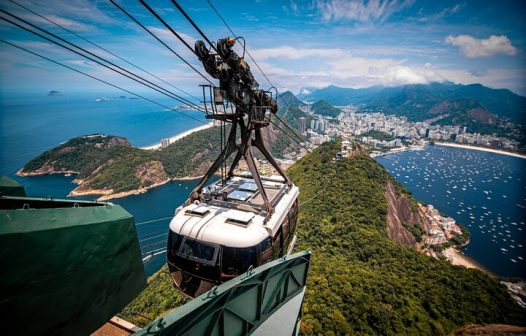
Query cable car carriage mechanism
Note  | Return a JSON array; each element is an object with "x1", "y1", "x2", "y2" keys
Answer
[{"x1": 167, "y1": 37, "x2": 299, "y2": 297}]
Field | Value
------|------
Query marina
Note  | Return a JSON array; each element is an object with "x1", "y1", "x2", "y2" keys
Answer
[{"x1": 376, "y1": 145, "x2": 526, "y2": 278}]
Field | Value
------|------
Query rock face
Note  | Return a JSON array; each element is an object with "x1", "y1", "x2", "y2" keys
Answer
[
  {"x1": 452, "y1": 324, "x2": 526, "y2": 335},
  {"x1": 135, "y1": 161, "x2": 169, "y2": 187},
  {"x1": 385, "y1": 181, "x2": 426, "y2": 247}
]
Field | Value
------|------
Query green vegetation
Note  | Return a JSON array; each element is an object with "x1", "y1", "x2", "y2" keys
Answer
[
  {"x1": 22, "y1": 135, "x2": 133, "y2": 179},
  {"x1": 278, "y1": 90, "x2": 304, "y2": 107},
  {"x1": 120, "y1": 265, "x2": 190, "y2": 327},
  {"x1": 311, "y1": 99, "x2": 341, "y2": 117},
  {"x1": 288, "y1": 142, "x2": 524, "y2": 335},
  {"x1": 20, "y1": 124, "x2": 300, "y2": 194},
  {"x1": 20, "y1": 129, "x2": 224, "y2": 193},
  {"x1": 305, "y1": 82, "x2": 526, "y2": 125},
  {"x1": 122, "y1": 141, "x2": 525, "y2": 335},
  {"x1": 278, "y1": 105, "x2": 312, "y2": 130},
  {"x1": 361, "y1": 130, "x2": 395, "y2": 141}
]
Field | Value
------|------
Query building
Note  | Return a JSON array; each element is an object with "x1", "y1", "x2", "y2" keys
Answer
[
  {"x1": 318, "y1": 120, "x2": 326, "y2": 132},
  {"x1": 298, "y1": 117, "x2": 306, "y2": 135},
  {"x1": 161, "y1": 138, "x2": 171, "y2": 148}
]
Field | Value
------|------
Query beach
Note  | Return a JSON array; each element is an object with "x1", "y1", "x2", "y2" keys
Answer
[
  {"x1": 442, "y1": 247, "x2": 493, "y2": 275},
  {"x1": 140, "y1": 122, "x2": 214, "y2": 150},
  {"x1": 435, "y1": 142, "x2": 526, "y2": 160}
]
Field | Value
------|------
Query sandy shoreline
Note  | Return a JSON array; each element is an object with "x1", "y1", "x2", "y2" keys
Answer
[
  {"x1": 141, "y1": 122, "x2": 214, "y2": 150},
  {"x1": 442, "y1": 247, "x2": 493, "y2": 275},
  {"x1": 435, "y1": 142, "x2": 526, "y2": 160}
]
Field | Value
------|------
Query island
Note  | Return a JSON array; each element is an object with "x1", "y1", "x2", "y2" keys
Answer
[{"x1": 47, "y1": 90, "x2": 63, "y2": 97}]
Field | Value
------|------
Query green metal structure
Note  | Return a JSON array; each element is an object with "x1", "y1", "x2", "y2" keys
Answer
[
  {"x1": 135, "y1": 250, "x2": 311, "y2": 336},
  {"x1": 0, "y1": 178, "x2": 146, "y2": 336},
  {"x1": 0, "y1": 175, "x2": 26, "y2": 197}
]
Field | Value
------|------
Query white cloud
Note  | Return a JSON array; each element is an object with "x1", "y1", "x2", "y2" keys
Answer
[
  {"x1": 315, "y1": 0, "x2": 415, "y2": 23},
  {"x1": 445, "y1": 34, "x2": 517, "y2": 58},
  {"x1": 147, "y1": 27, "x2": 197, "y2": 50},
  {"x1": 252, "y1": 46, "x2": 346, "y2": 60},
  {"x1": 27, "y1": 14, "x2": 93, "y2": 32}
]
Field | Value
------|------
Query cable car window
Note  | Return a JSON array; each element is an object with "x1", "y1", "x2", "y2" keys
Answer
[
  {"x1": 168, "y1": 231, "x2": 183, "y2": 259},
  {"x1": 221, "y1": 246, "x2": 257, "y2": 276},
  {"x1": 258, "y1": 237, "x2": 272, "y2": 264},
  {"x1": 282, "y1": 214, "x2": 290, "y2": 237},
  {"x1": 177, "y1": 237, "x2": 218, "y2": 264}
]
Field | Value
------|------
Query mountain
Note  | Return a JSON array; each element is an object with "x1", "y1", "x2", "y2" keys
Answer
[
  {"x1": 278, "y1": 90, "x2": 304, "y2": 108},
  {"x1": 18, "y1": 131, "x2": 223, "y2": 199},
  {"x1": 303, "y1": 82, "x2": 526, "y2": 125},
  {"x1": 121, "y1": 141, "x2": 526, "y2": 334},
  {"x1": 297, "y1": 86, "x2": 318, "y2": 99},
  {"x1": 18, "y1": 126, "x2": 300, "y2": 198},
  {"x1": 311, "y1": 100, "x2": 342, "y2": 117}
]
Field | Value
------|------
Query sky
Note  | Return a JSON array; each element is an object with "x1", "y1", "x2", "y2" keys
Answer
[{"x1": 0, "y1": 0, "x2": 525, "y2": 98}]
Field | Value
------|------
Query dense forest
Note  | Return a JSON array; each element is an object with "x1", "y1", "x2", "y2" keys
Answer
[{"x1": 121, "y1": 141, "x2": 525, "y2": 335}]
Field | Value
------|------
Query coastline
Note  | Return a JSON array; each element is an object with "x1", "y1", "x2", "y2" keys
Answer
[
  {"x1": 435, "y1": 142, "x2": 526, "y2": 160},
  {"x1": 442, "y1": 247, "x2": 494, "y2": 276},
  {"x1": 68, "y1": 175, "x2": 203, "y2": 201},
  {"x1": 140, "y1": 122, "x2": 214, "y2": 150}
]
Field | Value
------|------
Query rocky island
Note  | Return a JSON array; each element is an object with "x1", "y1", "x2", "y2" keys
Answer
[{"x1": 47, "y1": 90, "x2": 63, "y2": 97}]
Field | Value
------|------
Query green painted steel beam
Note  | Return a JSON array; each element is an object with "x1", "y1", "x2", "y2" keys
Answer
[
  {"x1": 0, "y1": 175, "x2": 26, "y2": 197},
  {"x1": 135, "y1": 250, "x2": 311, "y2": 336}
]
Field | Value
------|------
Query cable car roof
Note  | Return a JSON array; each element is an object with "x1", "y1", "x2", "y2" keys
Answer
[{"x1": 169, "y1": 175, "x2": 298, "y2": 248}]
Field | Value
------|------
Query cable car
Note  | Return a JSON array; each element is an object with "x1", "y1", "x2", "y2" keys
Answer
[
  {"x1": 167, "y1": 37, "x2": 300, "y2": 297},
  {"x1": 168, "y1": 175, "x2": 298, "y2": 297}
]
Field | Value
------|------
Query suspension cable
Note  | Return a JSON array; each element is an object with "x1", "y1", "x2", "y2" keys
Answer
[
  {"x1": 108, "y1": 0, "x2": 214, "y2": 85},
  {"x1": 0, "y1": 10, "x2": 205, "y2": 112},
  {"x1": 206, "y1": 0, "x2": 273, "y2": 87},
  {"x1": 0, "y1": 39, "x2": 208, "y2": 125},
  {"x1": 135, "y1": 216, "x2": 174, "y2": 226},
  {"x1": 9, "y1": 0, "x2": 201, "y2": 103},
  {"x1": 138, "y1": 0, "x2": 197, "y2": 55},
  {"x1": 170, "y1": 0, "x2": 218, "y2": 53}
]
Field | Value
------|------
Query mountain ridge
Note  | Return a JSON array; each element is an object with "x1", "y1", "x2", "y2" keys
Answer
[{"x1": 302, "y1": 82, "x2": 526, "y2": 125}]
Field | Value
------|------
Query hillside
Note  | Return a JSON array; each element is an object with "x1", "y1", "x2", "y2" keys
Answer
[
  {"x1": 303, "y1": 82, "x2": 526, "y2": 125},
  {"x1": 18, "y1": 131, "x2": 221, "y2": 198},
  {"x1": 277, "y1": 90, "x2": 304, "y2": 107},
  {"x1": 18, "y1": 125, "x2": 299, "y2": 199},
  {"x1": 311, "y1": 99, "x2": 342, "y2": 117},
  {"x1": 121, "y1": 141, "x2": 525, "y2": 335}
]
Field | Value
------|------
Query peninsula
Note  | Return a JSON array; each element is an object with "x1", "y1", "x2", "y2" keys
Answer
[
  {"x1": 17, "y1": 123, "x2": 300, "y2": 200},
  {"x1": 17, "y1": 130, "x2": 223, "y2": 200}
]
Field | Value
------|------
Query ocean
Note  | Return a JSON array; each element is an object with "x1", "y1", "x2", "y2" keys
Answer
[
  {"x1": 376, "y1": 145, "x2": 526, "y2": 278},
  {"x1": 1, "y1": 92, "x2": 207, "y2": 276}
]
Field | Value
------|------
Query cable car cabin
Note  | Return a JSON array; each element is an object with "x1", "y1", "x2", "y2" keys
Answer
[{"x1": 167, "y1": 174, "x2": 299, "y2": 297}]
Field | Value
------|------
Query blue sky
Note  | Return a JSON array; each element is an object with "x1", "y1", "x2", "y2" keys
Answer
[{"x1": 0, "y1": 0, "x2": 525, "y2": 98}]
